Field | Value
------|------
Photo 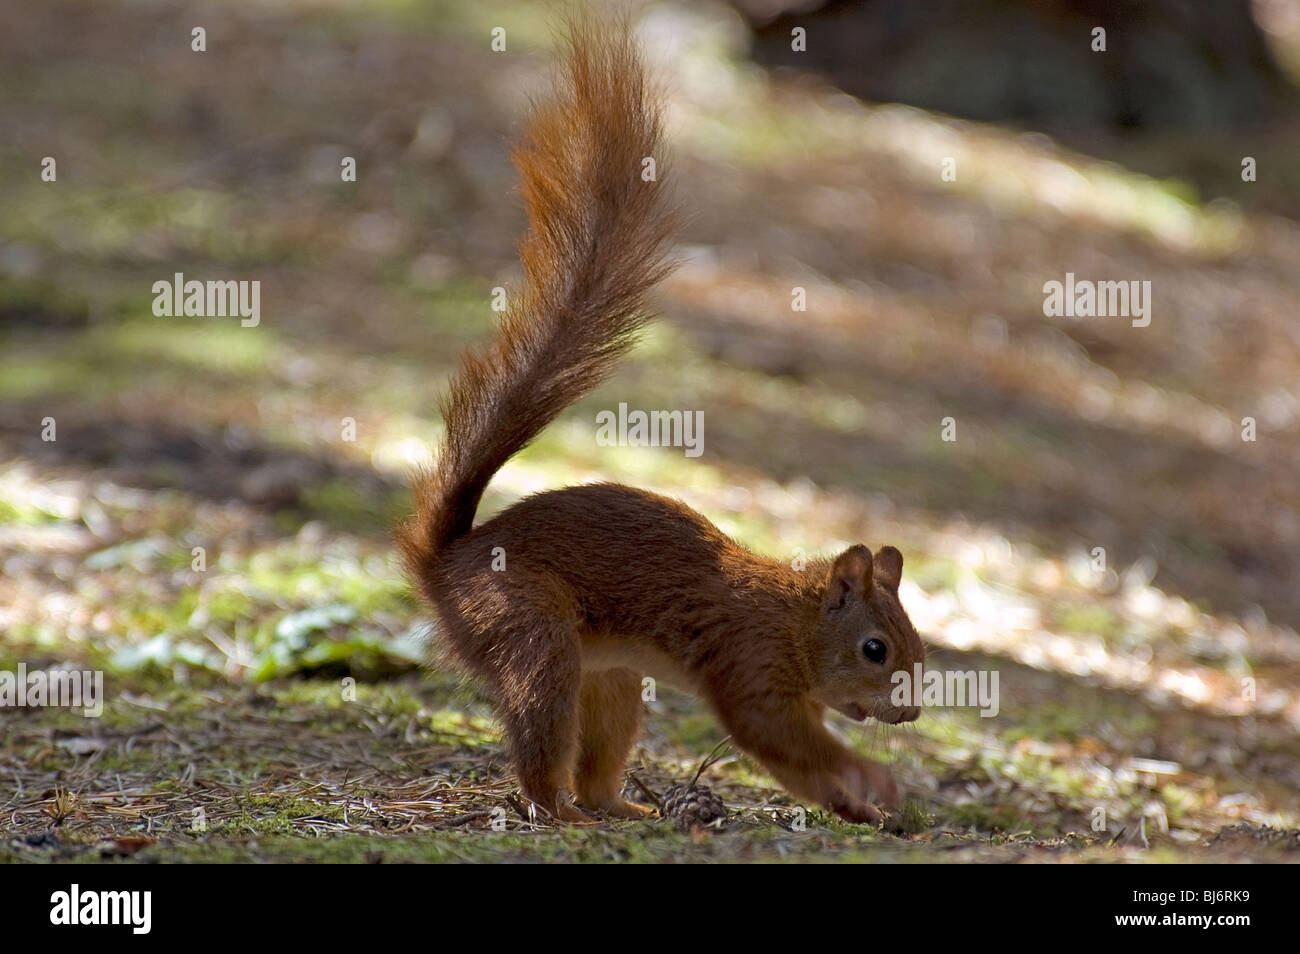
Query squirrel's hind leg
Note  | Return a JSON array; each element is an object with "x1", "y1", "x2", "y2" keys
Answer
[
  {"x1": 490, "y1": 615, "x2": 588, "y2": 823},
  {"x1": 574, "y1": 667, "x2": 653, "y2": 818}
]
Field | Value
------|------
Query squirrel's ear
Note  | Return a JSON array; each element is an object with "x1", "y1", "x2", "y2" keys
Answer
[
  {"x1": 874, "y1": 545, "x2": 903, "y2": 592},
  {"x1": 827, "y1": 545, "x2": 873, "y2": 607}
]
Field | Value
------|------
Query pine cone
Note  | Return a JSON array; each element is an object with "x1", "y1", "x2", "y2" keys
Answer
[{"x1": 661, "y1": 784, "x2": 727, "y2": 831}]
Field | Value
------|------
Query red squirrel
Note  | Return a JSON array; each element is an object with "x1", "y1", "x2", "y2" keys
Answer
[{"x1": 397, "y1": 12, "x2": 925, "y2": 824}]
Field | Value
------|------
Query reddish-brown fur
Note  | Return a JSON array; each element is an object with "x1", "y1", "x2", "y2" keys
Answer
[{"x1": 397, "y1": 13, "x2": 925, "y2": 824}]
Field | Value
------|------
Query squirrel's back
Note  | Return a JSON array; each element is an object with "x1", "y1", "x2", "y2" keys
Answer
[{"x1": 396, "y1": 12, "x2": 679, "y2": 603}]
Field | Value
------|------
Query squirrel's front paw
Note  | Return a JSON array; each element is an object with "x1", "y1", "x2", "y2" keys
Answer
[
  {"x1": 829, "y1": 794, "x2": 885, "y2": 825},
  {"x1": 843, "y1": 760, "x2": 900, "y2": 812}
]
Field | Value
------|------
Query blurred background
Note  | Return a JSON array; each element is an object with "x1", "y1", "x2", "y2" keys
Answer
[{"x1": 1, "y1": 0, "x2": 1297, "y2": 860}]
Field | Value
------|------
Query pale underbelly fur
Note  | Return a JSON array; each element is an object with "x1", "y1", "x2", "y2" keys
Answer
[{"x1": 578, "y1": 633, "x2": 700, "y2": 694}]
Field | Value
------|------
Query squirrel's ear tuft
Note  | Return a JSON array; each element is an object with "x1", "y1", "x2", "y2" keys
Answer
[
  {"x1": 874, "y1": 545, "x2": 903, "y2": 592},
  {"x1": 827, "y1": 544, "x2": 873, "y2": 606}
]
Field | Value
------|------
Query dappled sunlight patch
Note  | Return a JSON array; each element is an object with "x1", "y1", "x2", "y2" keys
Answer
[
  {"x1": 670, "y1": 28, "x2": 1253, "y2": 256},
  {"x1": 900, "y1": 523, "x2": 1300, "y2": 729}
]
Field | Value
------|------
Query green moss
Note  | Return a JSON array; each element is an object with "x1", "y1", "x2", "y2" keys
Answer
[
  {"x1": 299, "y1": 479, "x2": 408, "y2": 533},
  {"x1": 946, "y1": 801, "x2": 1031, "y2": 833},
  {"x1": 0, "y1": 498, "x2": 61, "y2": 525},
  {"x1": 658, "y1": 712, "x2": 724, "y2": 751},
  {"x1": 108, "y1": 318, "x2": 276, "y2": 377},
  {"x1": 1055, "y1": 603, "x2": 1122, "y2": 640},
  {"x1": 885, "y1": 799, "x2": 936, "y2": 835},
  {"x1": 247, "y1": 795, "x2": 347, "y2": 822},
  {"x1": 427, "y1": 707, "x2": 500, "y2": 746},
  {"x1": 1004, "y1": 700, "x2": 1156, "y2": 744}
]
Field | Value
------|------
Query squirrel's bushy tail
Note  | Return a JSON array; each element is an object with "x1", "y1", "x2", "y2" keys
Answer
[{"x1": 397, "y1": 12, "x2": 679, "y2": 591}]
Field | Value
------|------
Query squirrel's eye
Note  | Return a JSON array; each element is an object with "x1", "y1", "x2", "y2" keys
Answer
[{"x1": 862, "y1": 639, "x2": 887, "y2": 664}]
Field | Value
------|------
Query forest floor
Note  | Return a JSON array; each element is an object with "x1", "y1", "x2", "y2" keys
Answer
[{"x1": 2, "y1": 0, "x2": 1299, "y2": 863}]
